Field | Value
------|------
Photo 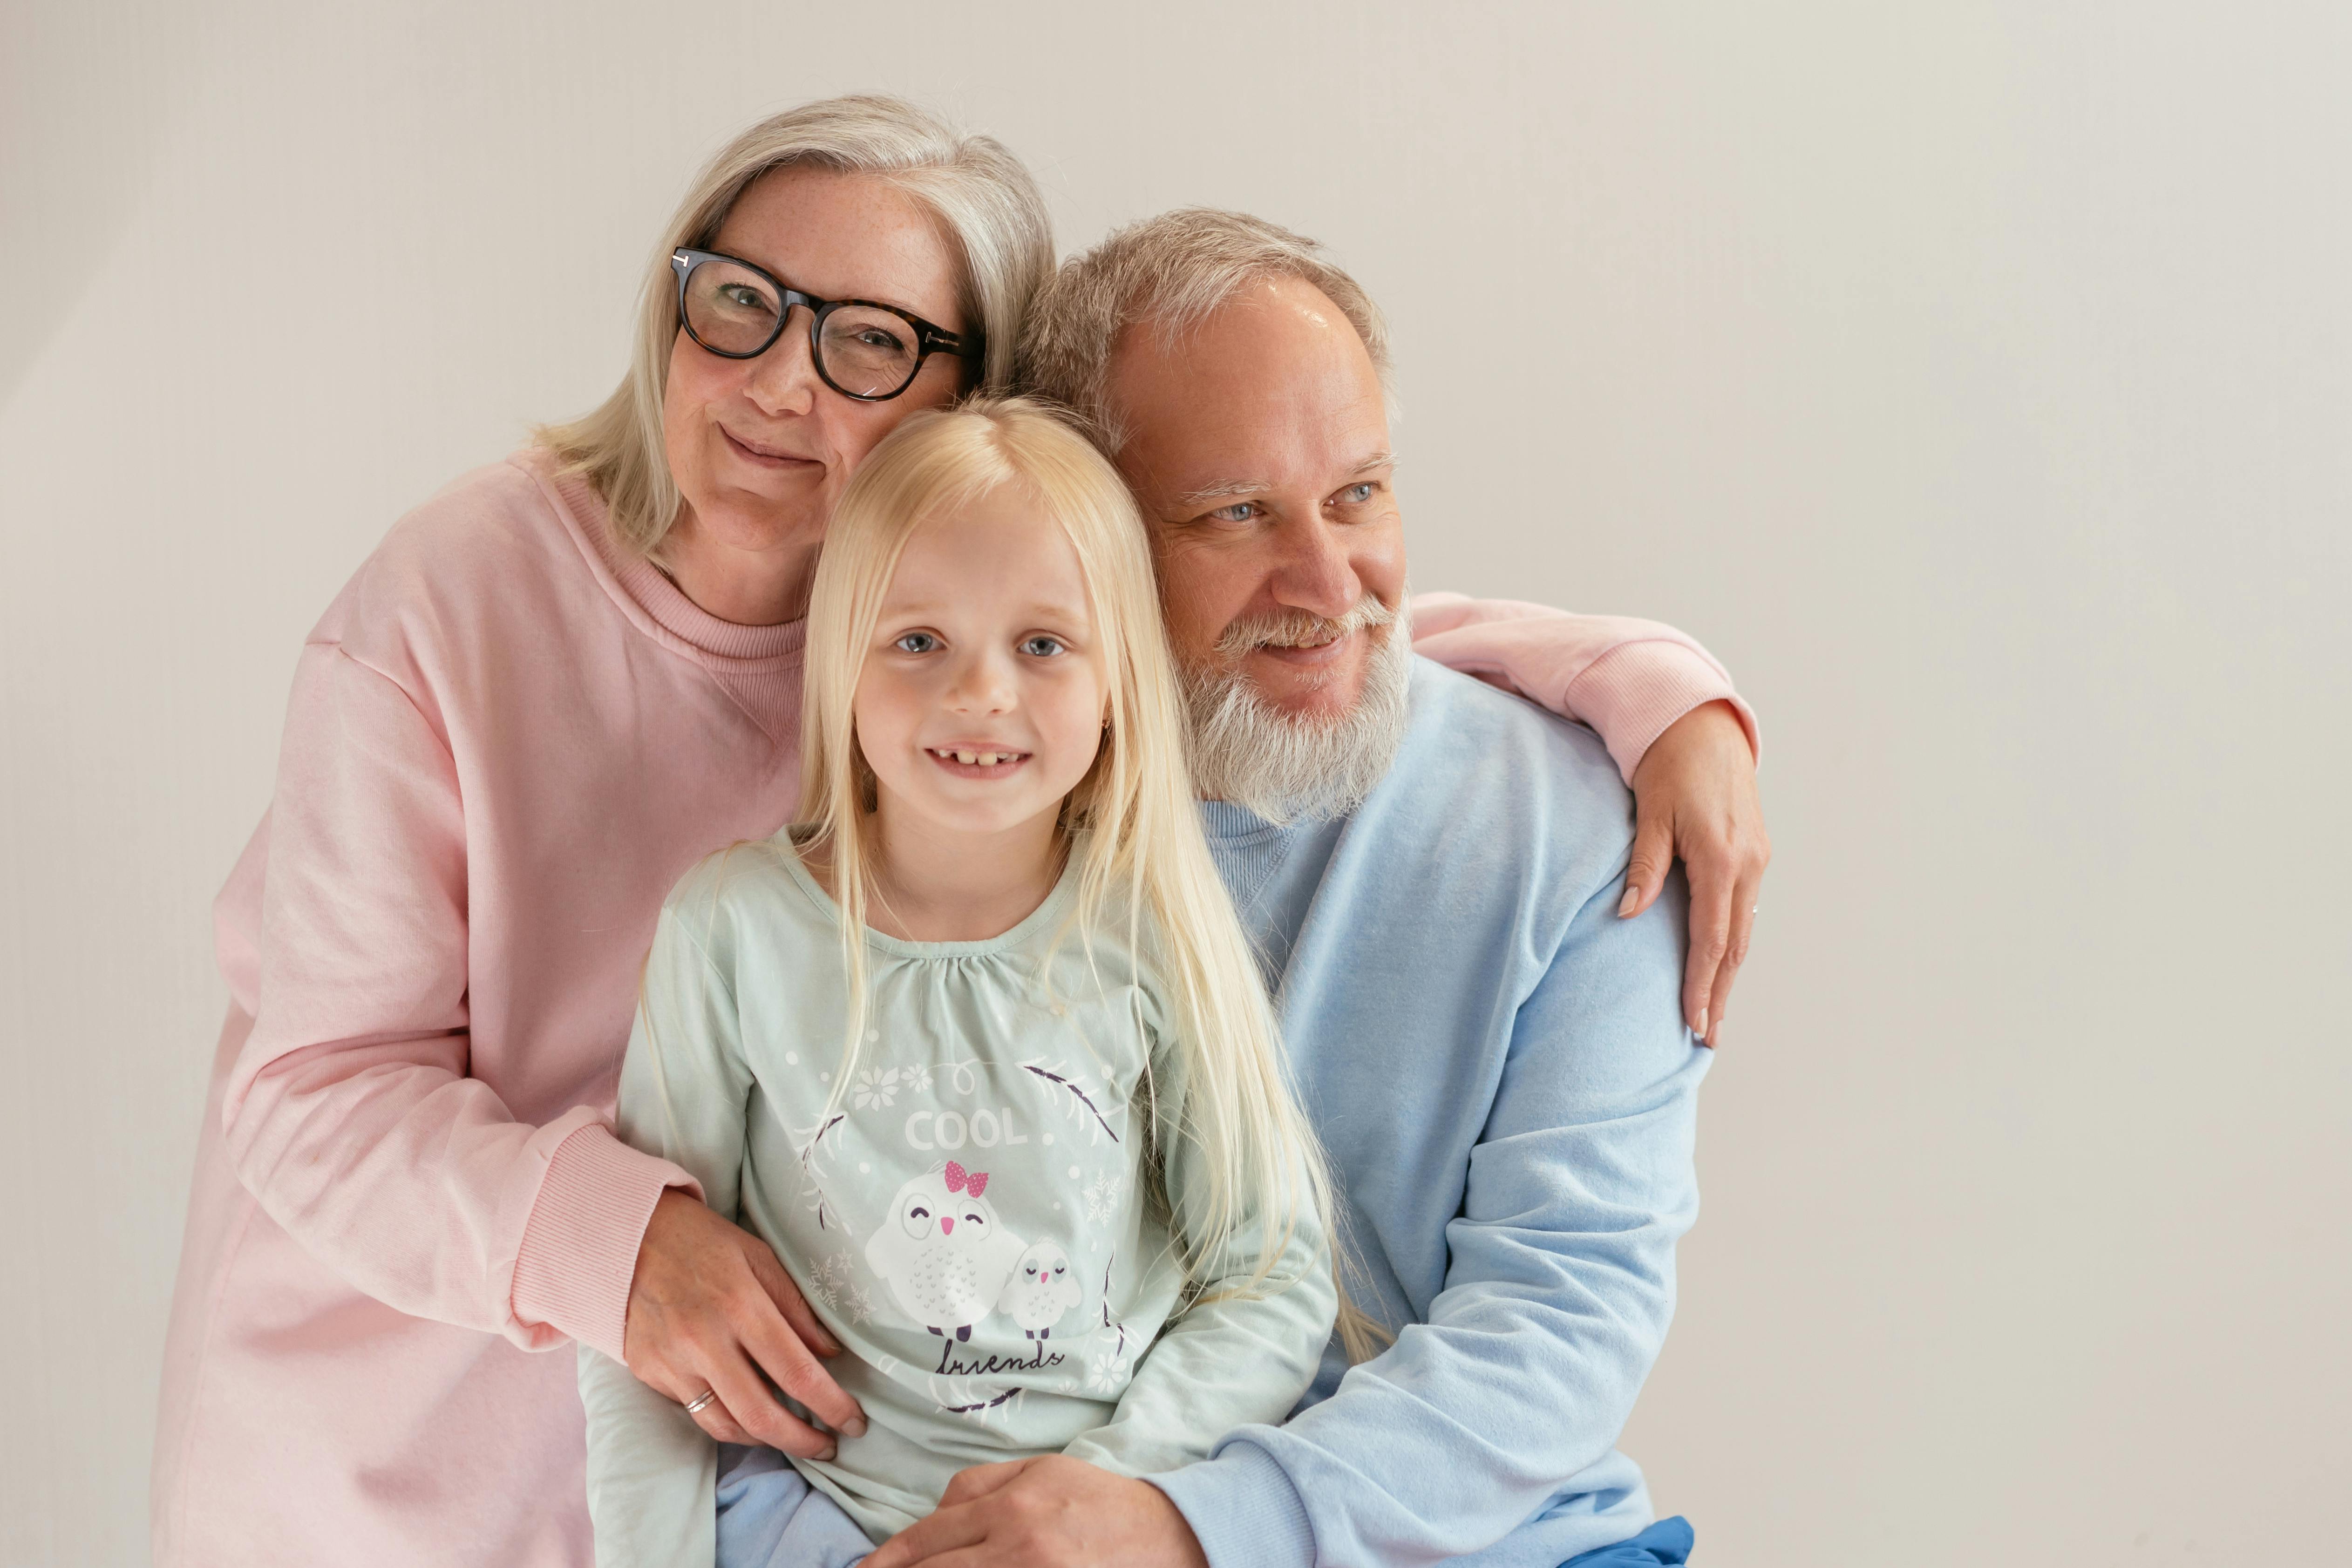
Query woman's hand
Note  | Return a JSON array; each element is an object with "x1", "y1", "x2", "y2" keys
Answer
[
  {"x1": 623, "y1": 1190, "x2": 866, "y2": 1457},
  {"x1": 1621, "y1": 699, "x2": 1771, "y2": 1046}
]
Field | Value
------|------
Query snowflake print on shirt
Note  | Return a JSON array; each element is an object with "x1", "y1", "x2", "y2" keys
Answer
[
  {"x1": 1085, "y1": 1345, "x2": 1134, "y2": 1395},
  {"x1": 1082, "y1": 1171, "x2": 1121, "y2": 1223},
  {"x1": 804, "y1": 1252, "x2": 874, "y2": 1325}
]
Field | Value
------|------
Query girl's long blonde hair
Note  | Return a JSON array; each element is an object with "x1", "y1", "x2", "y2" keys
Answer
[{"x1": 796, "y1": 396, "x2": 1340, "y2": 1311}]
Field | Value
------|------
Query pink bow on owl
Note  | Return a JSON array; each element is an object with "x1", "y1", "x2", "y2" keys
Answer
[{"x1": 944, "y1": 1161, "x2": 990, "y2": 1197}]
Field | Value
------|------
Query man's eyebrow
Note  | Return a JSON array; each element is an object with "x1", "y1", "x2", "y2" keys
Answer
[
  {"x1": 1171, "y1": 452, "x2": 1398, "y2": 509},
  {"x1": 1172, "y1": 477, "x2": 1272, "y2": 507}
]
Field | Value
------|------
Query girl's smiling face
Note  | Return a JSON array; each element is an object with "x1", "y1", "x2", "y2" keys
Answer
[{"x1": 854, "y1": 482, "x2": 1110, "y2": 842}]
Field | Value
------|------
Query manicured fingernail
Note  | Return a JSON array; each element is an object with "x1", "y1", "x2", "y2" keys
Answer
[
  {"x1": 819, "y1": 1444, "x2": 837, "y2": 1461},
  {"x1": 1618, "y1": 886, "x2": 1639, "y2": 917},
  {"x1": 1693, "y1": 1008, "x2": 1707, "y2": 1039},
  {"x1": 1711, "y1": 1018, "x2": 1726, "y2": 1045},
  {"x1": 844, "y1": 1416, "x2": 868, "y2": 1438}
]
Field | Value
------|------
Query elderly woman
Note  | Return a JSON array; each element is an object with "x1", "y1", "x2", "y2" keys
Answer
[{"x1": 150, "y1": 95, "x2": 1766, "y2": 1567}]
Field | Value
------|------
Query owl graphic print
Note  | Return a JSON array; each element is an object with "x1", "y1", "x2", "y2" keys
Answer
[{"x1": 864, "y1": 1162, "x2": 1026, "y2": 1342}]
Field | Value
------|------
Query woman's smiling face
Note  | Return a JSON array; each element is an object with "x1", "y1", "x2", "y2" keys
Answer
[
  {"x1": 660, "y1": 165, "x2": 968, "y2": 611},
  {"x1": 853, "y1": 483, "x2": 1110, "y2": 842}
]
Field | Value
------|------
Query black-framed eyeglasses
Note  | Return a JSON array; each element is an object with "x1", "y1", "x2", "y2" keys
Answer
[{"x1": 669, "y1": 248, "x2": 979, "y2": 402}]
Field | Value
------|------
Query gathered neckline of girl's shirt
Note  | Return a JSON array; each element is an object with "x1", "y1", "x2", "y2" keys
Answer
[{"x1": 775, "y1": 828, "x2": 1085, "y2": 960}]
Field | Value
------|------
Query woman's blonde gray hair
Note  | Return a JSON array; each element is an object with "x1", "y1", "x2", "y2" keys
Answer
[
  {"x1": 1017, "y1": 207, "x2": 1393, "y2": 453},
  {"x1": 539, "y1": 95, "x2": 1053, "y2": 558}
]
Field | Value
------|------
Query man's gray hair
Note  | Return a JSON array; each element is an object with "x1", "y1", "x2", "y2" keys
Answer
[{"x1": 1017, "y1": 208, "x2": 1393, "y2": 451}]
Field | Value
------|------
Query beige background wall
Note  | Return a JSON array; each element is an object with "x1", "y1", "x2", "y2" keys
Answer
[{"x1": 4, "y1": 3, "x2": 2345, "y2": 1564}]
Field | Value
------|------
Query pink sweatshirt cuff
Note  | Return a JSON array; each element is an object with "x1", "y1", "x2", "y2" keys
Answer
[
  {"x1": 1406, "y1": 591, "x2": 1761, "y2": 785},
  {"x1": 510, "y1": 1119, "x2": 700, "y2": 1362},
  {"x1": 1568, "y1": 641, "x2": 1761, "y2": 784}
]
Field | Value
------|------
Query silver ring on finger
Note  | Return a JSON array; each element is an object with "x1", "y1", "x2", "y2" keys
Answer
[{"x1": 684, "y1": 1388, "x2": 719, "y2": 1415}]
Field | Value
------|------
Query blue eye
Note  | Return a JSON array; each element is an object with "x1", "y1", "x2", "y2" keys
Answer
[
  {"x1": 1204, "y1": 502, "x2": 1259, "y2": 523},
  {"x1": 1020, "y1": 635, "x2": 1065, "y2": 658},
  {"x1": 894, "y1": 631, "x2": 939, "y2": 654},
  {"x1": 1337, "y1": 482, "x2": 1376, "y2": 504}
]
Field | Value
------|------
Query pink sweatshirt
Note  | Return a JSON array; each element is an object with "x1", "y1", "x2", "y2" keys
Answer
[{"x1": 150, "y1": 451, "x2": 1751, "y2": 1567}]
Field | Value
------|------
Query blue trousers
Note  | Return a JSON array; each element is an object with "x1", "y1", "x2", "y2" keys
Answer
[
  {"x1": 714, "y1": 1446, "x2": 874, "y2": 1568},
  {"x1": 714, "y1": 1446, "x2": 1693, "y2": 1568},
  {"x1": 1563, "y1": 1515, "x2": 1696, "y2": 1566}
]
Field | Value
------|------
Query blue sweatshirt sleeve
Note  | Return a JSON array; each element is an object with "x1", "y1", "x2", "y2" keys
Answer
[{"x1": 1151, "y1": 877, "x2": 1708, "y2": 1568}]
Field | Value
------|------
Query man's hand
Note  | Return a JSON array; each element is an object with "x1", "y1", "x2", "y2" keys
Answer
[
  {"x1": 863, "y1": 1454, "x2": 1210, "y2": 1568},
  {"x1": 1621, "y1": 699, "x2": 1771, "y2": 1046}
]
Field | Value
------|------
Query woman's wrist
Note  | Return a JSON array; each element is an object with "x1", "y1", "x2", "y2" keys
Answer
[
  {"x1": 511, "y1": 1118, "x2": 699, "y2": 1361},
  {"x1": 1569, "y1": 641, "x2": 1757, "y2": 783}
]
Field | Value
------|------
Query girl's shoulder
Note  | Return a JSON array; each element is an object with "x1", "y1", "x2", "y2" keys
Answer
[
  {"x1": 1042, "y1": 888, "x2": 1177, "y2": 1044},
  {"x1": 657, "y1": 836, "x2": 837, "y2": 964}
]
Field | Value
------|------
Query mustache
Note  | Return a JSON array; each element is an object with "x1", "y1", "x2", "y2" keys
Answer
[{"x1": 1211, "y1": 595, "x2": 1400, "y2": 659}]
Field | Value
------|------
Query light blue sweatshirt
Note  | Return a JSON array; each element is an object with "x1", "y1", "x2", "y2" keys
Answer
[{"x1": 1152, "y1": 658, "x2": 1711, "y2": 1568}]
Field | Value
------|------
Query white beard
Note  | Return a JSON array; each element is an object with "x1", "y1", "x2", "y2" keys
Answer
[{"x1": 1180, "y1": 596, "x2": 1414, "y2": 825}]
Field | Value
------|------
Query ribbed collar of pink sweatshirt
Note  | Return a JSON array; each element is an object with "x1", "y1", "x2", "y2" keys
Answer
[{"x1": 543, "y1": 462, "x2": 807, "y2": 666}]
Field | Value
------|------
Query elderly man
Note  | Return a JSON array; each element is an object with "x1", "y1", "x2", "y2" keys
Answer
[{"x1": 863, "y1": 211, "x2": 1754, "y2": 1568}]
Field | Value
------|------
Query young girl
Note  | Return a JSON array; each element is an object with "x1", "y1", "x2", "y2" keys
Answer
[{"x1": 577, "y1": 398, "x2": 1339, "y2": 1566}]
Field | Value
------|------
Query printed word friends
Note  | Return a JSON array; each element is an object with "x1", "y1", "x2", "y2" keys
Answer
[{"x1": 934, "y1": 1339, "x2": 1066, "y2": 1377}]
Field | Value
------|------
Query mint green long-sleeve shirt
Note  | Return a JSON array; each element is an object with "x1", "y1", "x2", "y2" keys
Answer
[{"x1": 578, "y1": 838, "x2": 1334, "y2": 1562}]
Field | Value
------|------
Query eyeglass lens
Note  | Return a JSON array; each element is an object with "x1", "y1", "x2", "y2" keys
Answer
[{"x1": 680, "y1": 257, "x2": 926, "y2": 398}]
